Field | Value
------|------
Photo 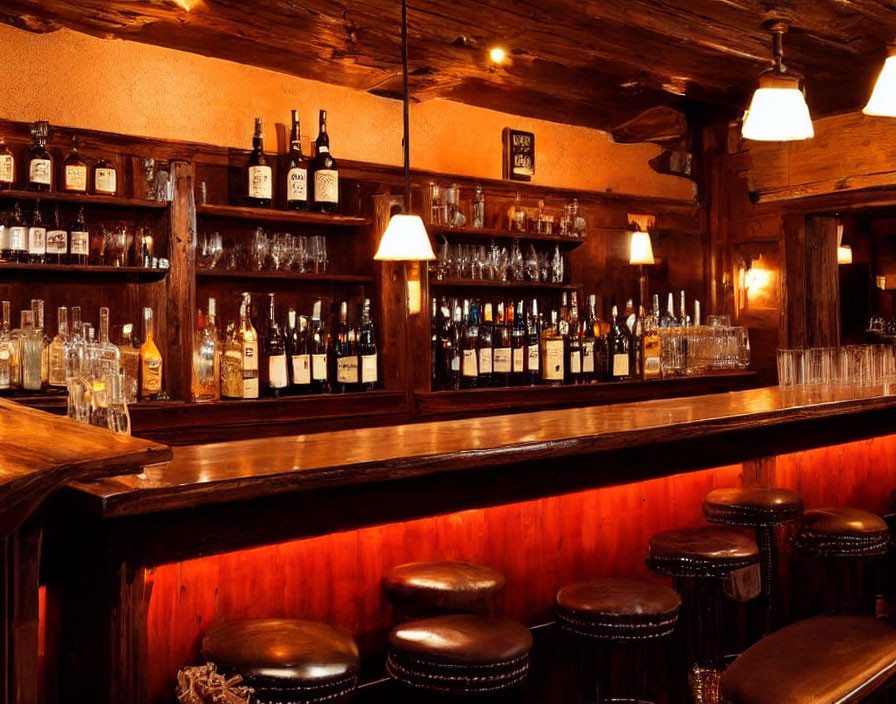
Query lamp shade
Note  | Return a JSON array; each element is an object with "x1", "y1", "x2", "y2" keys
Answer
[
  {"x1": 629, "y1": 230, "x2": 655, "y2": 265},
  {"x1": 742, "y1": 73, "x2": 814, "y2": 142},
  {"x1": 374, "y1": 214, "x2": 436, "y2": 261},
  {"x1": 864, "y1": 51, "x2": 896, "y2": 117},
  {"x1": 838, "y1": 245, "x2": 853, "y2": 264}
]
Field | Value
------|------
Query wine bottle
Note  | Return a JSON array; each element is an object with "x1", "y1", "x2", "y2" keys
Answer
[
  {"x1": 245, "y1": 117, "x2": 272, "y2": 207},
  {"x1": 582, "y1": 295, "x2": 597, "y2": 383},
  {"x1": 264, "y1": 293, "x2": 288, "y2": 397},
  {"x1": 493, "y1": 302, "x2": 512, "y2": 387},
  {"x1": 311, "y1": 110, "x2": 339, "y2": 214},
  {"x1": 358, "y1": 298, "x2": 377, "y2": 391},
  {"x1": 62, "y1": 137, "x2": 87, "y2": 194},
  {"x1": 288, "y1": 310, "x2": 311, "y2": 393},
  {"x1": 5, "y1": 203, "x2": 25, "y2": 263},
  {"x1": 444, "y1": 301, "x2": 462, "y2": 391},
  {"x1": 541, "y1": 308, "x2": 565, "y2": 386},
  {"x1": 568, "y1": 291, "x2": 582, "y2": 384},
  {"x1": 608, "y1": 301, "x2": 630, "y2": 381},
  {"x1": 45, "y1": 204, "x2": 67, "y2": 265},
  {"x1": 334, "y1": 301, "x2": 358, "y2": 393},
  {"x1": 629, "y1": 306, "x2": 644, "y2": 380},
  {"x1": 526, "y1": 298, "x2": 541, "y2": 386},
  {"x1": 511, "y1": 300, "x2": 527, "y2": 386},
  {"x1": 477, "y1": 302, "x2": 494, "y2": 387},
  {"x1": 238, "y1": 292, "x2": 260, "y2": 399},
  {"x1": 27, "y1": 121, "x2": 51, "y2": 192},
  {"x1": 93, "y1": 155, "x2": 118, "y2": 196},
  {"x1": 27, "y1": 201, "x2": 46, "y2": 264},
  {"x1": 68, "y1": 207, "x2": 89, "y2": 266},
  {"x1": 310, "y1": 299, "x2": 329, "y2": 394},
  {"x1": 461, "y1": 299, "x2": 478, "y2": 389},
  {"x1": 0, "y1": 137, "x2": 14, "y2": 190},
  {"x1": 285, "y1": 110, "x2": 309, "y2": 211}
]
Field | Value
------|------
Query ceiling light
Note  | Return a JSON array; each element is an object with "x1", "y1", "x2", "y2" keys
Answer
[
  {"x1": 864, "y1": 46, "x2": 896, "y2": 117},
  {"x1": 489, "y1": 47, "x2": 507, "y2": 64}
]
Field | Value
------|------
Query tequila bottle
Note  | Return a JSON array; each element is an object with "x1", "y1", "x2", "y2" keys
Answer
[{"x1": 139, "y1": 307, "x2": 163, "y2": 400}]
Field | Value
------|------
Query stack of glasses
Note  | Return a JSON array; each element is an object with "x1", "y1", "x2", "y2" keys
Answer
[
  {"x1": 777, "y1": 345, "x2": 896, "y2": 396},
  {"x1": 659, "y1": 315, "x2": 751, "y2": 377}
]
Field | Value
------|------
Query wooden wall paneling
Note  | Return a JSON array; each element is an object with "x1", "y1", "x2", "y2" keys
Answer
[
  {"x1": 166, "y1": 162, "x2": 196, "y2": 402},
  {"x1": 805, "y1": 216, "x2": 841, "y2": 348},
  {"x1": 782, "y1": 213, "x2": 808, "y2": 349}
]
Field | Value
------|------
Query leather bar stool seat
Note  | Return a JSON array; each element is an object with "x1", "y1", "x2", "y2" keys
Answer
[
  {"x1": 720, "y1": 615, "x2": 896, "y2": 704},
  {"x1": 555, "y1": 578, "x2": 681, "y2": 641},
  {"x1": 794, "y1": 507, "x2": 889, "y2": 557},
  {"x1": 383, "y1": 561, "x2": 506, "y2": 618},
  {"x1": 386, "y1": 614, "x2": 532, "y2": 694},
  {"x1": 703, "y1": 487, "x2": 803, "y2": 526},
  {"x1": 201, "y1": 618, "x2": 359, "y2": 704},
  {"x1": 647, "y1": 526, "x2": 759, "y2": 578}
]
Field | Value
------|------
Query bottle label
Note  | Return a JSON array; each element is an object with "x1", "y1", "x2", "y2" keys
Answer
[
  {"x1": 644, "y1": 355, "x2": 661, "y2": 377},
  {"x1": 462, "y1": 349, "x2": 477, "y2": 377},
  {"x1": 29, "y1": 158, "x2": 51, "y2": 185},
  {"x1": 291, "y1": 354, "x2": 311, "y2": 385},
  {"x1": 0, "y1": 226, "x2": 7, "y2": 251},
  {"x1": 314, "y1": 169, "x2": 339, "y2": 204},
  {"x1": 95, "y1": 167, "x2": 117, "y2": 194},
  {"x1": 570, "y1": 350, "x2": 582, "y2": 374},
  {"x1": 46, "y1": 230, "x2": 68, "y2": 255},
  {"x1": 0, "y1": 154, "x2": 13, "y2": 183},
  {"x1": 242, "y1": 343, "x2": 258, "y2": 371},
  {"x1": 337, "y1": 356, "x2": 359, "y2": 384},
  {"x1": 142, "y1": 358, "x2": 162, "y2": 394},
  {"x1": 450, "y1": 354, "x2": 460, "y2": 372},
  {"x1": 527, "y1": 343, "x2": 540, "y2": 372},
  {"x1": 312, "y1": 353, "x2": 328, "y2": 381},
  {"x1": 613, "y1": 353, "x2": 630, "y2": 378},
  {"x1": 268, "y1": 354, "x2": 288, "y2": 388},
  {"x1": 27, "y1": 227, "x2": 46, "y2": 254},
  {"x1": 248, "y1": 165, "x2": 272, "y2": 199},
  {"x1": 287, "y1": 167, "x2": 308, "y2": 202},
  {"x1": 478, "y1": 347, "x2": 492, "y2": 375},
  {"x1": 65, "y1": 165, "x2": 87, "y2": 192},
  {"x1": 9, "y1": 227, "x2": 25, "y2": 251},
  {"x1": 361, "y1": 353, "x2": 377, "y2": 383},
  {"x1": 582, "y1": 342, "x2": 595, "y2": 373},
  {"x1": 70, "y1": 231, "x2": 89, "y2": 256},
  {"x1": 493, "y1": 347, "x2": 512, "y2": 373},
  {"x1": 512, "y1": 347, "x2": 525, "y2": 373},
  {"x1": 543, "y1": 340, "x2": 564, "y2": 380},
  {"x1": 242, "y1": 376, "x2": 259, "y2": 398}
]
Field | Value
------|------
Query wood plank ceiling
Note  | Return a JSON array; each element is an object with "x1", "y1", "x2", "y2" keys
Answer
[{"x1": 1, "y1": 0, "x2": 895, "y2": 138}]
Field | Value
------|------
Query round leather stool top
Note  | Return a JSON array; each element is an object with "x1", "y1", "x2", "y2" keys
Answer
[
  {"x1": 647, "y1": 526, "x2": 759, "y2": 578},
  {"x1": 387, "y1": 614, "x2": 532, "y2": 694},
  {"x1": 201, "y1": 619, "x2": 359, "y2": 704},
  {"x1": 703, "y1": 487, "x2": 803, "y2": 527},
  {"x1": 794, "y1": 508, "x2": 889, "y2": 557},
  {"x1": 555, "y1": 577, "x2": 681, "y2": 641},
  {"x1": 382, "y1": 561, "x2": 506, "y2": 615}
]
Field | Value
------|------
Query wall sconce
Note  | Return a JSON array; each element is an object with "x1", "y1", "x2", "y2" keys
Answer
[
  {"x1": 628, "y1": 213, "x2": 656, "y2": 307},
  {"x1": 836, "y1": 218, "x2": 853, "y2": 264}
]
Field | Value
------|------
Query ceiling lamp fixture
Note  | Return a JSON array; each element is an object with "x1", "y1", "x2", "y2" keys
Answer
[
  {"x1": 374, "y1": 0, "x2": 436, "y2": 262},
  {"x1": 741, "y1": 21, "x2": 814, "y2": 142},
  {"x1": 864, "y1": 46, "x2": 896, "y2": 117},
  {"x1": 489, "y1": 47, "x2": 507, "y2": 64}
]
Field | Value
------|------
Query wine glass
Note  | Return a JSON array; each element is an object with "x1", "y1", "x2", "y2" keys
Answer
[{"x1": 251, "y1": 228, "x2": 269, "y2": 271}]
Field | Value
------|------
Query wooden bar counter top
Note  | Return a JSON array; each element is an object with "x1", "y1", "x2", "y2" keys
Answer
[{"x1": 68, "y1": 385, "x2": 896, "y2": 519}]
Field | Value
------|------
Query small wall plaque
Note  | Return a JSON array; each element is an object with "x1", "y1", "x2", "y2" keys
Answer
[{"x1": 503, "y1": 128, "x2": 534, "y2": 181}]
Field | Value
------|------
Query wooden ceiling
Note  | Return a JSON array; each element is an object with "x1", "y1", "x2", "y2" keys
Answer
[{"x1": 2, "y1": 0, "x2": 896, "y2": 138}]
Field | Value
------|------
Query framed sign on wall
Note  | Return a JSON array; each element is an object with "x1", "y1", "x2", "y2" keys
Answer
[{"x1": 503, "y1": 128, "x2": 535, "y2": 181}]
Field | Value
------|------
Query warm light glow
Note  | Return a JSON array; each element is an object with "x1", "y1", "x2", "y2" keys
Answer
[
  {"x1": 629, "y1": 230, "x2": 655, "y2": 265},
  {"x1": 489, "y1": 47, "x2": 506, "y2": 64},
  {"x1": 864, "y1": 50, "x2": 896, "y2": 117},
  {"x1": 374, "y1": 214, "x2": 436, "y2": 261},
  {"x1": 744, "y1": 266, "x2": 771, "y2": 293},
  {"x1": 742, "y1": 73, "x2": 814, "y2": 142},
  {"x1": 171, "y1": 0, "x2": 200, "y2": 10},
  {"x1": 838, "y1": 245, "x2": 853, "y2": 264}
]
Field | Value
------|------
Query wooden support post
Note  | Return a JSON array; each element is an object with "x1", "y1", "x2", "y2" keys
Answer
[{"x1": 167, "y1": 161, "x2": 197, "y2": 402}]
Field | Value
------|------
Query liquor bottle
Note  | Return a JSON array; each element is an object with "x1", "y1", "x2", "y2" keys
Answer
[
  {"x1": 431, "y1": 298, "x2": 440, "y2": 389},
  {"x1": 27, "y1": 201, "x2": 46, "y2": 264},
  {"x1": 607, "y1": 302, "x2": 630, "y2": 381},
  {"x1": 27, "y1": 121, "x2": 51, "y2": 192},
  {"x1": 311, "y1": 110, "x2": 339, "y2": 213},
  {"x1": 472, "y1": 185, "x2": 485, "y2": 229},
  {"x1": 8, "y1": 302, "x2": 22, "y2": 391},
  {"x1": 96, "y1": 306, "x2": 121, "y2": 401},
  {"x1": 358, "y1": 298, "x2": 377, "y2": 391},
  {"x1": 6, "y1": 203, "x2": 25, "y2": 262},
  {"x1": 478, "y1": 302, "x2": 494, "y2": 387},
  {"x1": 623, "y1": 297, "x2": 636, "y2": 334},
  {"x1": 643, "y1": 297, "x2": 662, "y2": 380},
  {"x1": 661, "y1": 293, "x2": 677, "y2": 328},
  {"x1": 493, "y1": 302, "x2": 512, "y2": 387},
  {"x1": 568, "y1": 291, "x2": 582, "y2": 384},
  {"x1": 310, "y1": 299, "x2": 329, "y2": 394},
  {"x1": 511, "y1": 300, "x2": 527, "y2": 385},
  {"x1": 526, "y1": 298, "x2": 541, "y2": 386},
  {"x1": 0, "y1": 301, "x2": 12, "y2": 390},
  {"x1": 62, "y1": 137, "x2": 88, "y2": 194},
  {"x1": 118, "y1": 323, "x2": 140, "y2": 403},
  {"x1": 46, "y1": 204, "x2": 67, "y2": 265},
  {"x1": 192, "y1": 297, "x2": 221, "y2": 402},
  {"x1": 93, "y1": 155, "x2": 118, "y2": 196},
  {"x1": 48, "y1": 306, "x2": 68, "y2": 388},
  {"x1": 288, "y1": 310, "x2": 311, "y2": 393},
  {"x1": 541, "y1": 309, "x2": 565, "y2": 386},
  {"x1": 285, "y1": 110, "x2": 309, "y2": 211},
  {"x1": 334, "y1": 301, "x2": 358, "y2": 393},
  {"x1": 21, "y1": 309, "x2": 43, "y2": 391},
  {"x1": 509, "y1": 192, "x2": 526, "y2": 232},
  {"x1": 68, "y1": 207, "x2": 89, "y2": 266},
  {"x1": 0, "y1": 137, "x2": 14, "y2": 190},
  {"x1": 442, "y1": 301, "x2": 462, "y2": 391},
  {"x1": 238, "y1": 293, "x2": 259, "y2": 399},
  {"x1": 264, "y1": 293, "x2": 288, "y2": 397},
  {"x1": 221, "y1": 323, "x2": 243, "y2": 399},
  {"x1": 582, "y1": 295, "x2": 597, "y2": 383},
  {"x1": 64, "y1": 306, "x2": 83, "y2": 385},
  {"x1": 139, "y1": 307, "x2": 163, "y2": 400},
  {"x1": 245, "y1": 117, "x2": 272, "y2": 207},
  {"x1": 461, "y1": 300, "x2": 479, "y2": 389},
  {"x1": 679, "y1": 290, "x2": 691, "y2": 327},
  {"x1": 629, "y1": 306, "x2": 644, "y2": 380}
]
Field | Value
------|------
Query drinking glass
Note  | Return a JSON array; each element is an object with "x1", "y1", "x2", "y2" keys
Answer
[{"x1": 251, "y1": 228, "x2": 269, "y2": 271}]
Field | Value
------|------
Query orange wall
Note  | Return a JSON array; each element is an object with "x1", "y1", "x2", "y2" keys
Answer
[{"x1": 0, "y1": 24, "x2": 693, "y2": 200}]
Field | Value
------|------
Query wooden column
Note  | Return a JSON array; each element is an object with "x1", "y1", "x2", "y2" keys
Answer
[
  {"x1": 167, "y1": 162, "x2": 196, "y2": 402},
  {"x1": 805, "y1": 216, "x2": 841, "y2": 348},
  {"x1": 782, "y1": 213, "x2": 807, "y2": 348}
]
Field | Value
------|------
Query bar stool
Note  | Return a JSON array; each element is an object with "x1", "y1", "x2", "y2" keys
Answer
[
  {"x1": 647, "y1": 526, "x2": 759, "y2": 704},
  {"x1": 793, "y1": 507, "x2": 889, "y2": 615},
  {"x1": 702, "y1": 486, "x2": 803, "y2": 632},
  {"x1": 555, "y1": 577, "x2": 680, "y2": 703},
  {"x1": 382, "y1": 561, "x2": 506, "y2": 622},
  {"x1": 200, "y1": 618, "x2": 359, "y2": 704},
  {"x1": 387, "y1": 613, "x2": 532, "y2": 700}
]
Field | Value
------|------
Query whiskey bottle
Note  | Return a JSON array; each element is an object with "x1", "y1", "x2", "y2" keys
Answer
[
  {"x1": 264, "y1": 293, "x2": 288, "y2": 397},
  {"x1": 358, "y1": 298, "x2": 377, "y2": 391},
  {"x1": 118, "y1": 323, "x2": 140, "y2": 403},
  {"x1": 607, "y1": 302, "x2": 630, "y2": 381},
  {"x1": 27, "y1": 121, "x2": 52, "y2": 192},
  {"x1": 139, "y1": 307, "x2": 163, "y2": 400},
  {"x1": 238, "y1": 292, "x2": 260, "y2": 399},
  {"x1": 511, "y1": 300, "x2": 526, "y2": 385},
  {"x1": 311, "y1": 110, "x2": 339, "y2": 214},
  {"x1": 629, "y1": 307, "x2": 644, "y2": 380},
  {"x1": 0, "y1": 137, "x2": 14, "y2": 190},
  {"x1": 493, "y1": 302, "x2": 512, "y2": 387},
  {"x1": 288, "y1": 310, "x2": 312, "y2": 393},
  {"x1": 541, "y1": 309, "x2": 565, "y2": 386},
  {"x1": 582, "y1": 295, "x2": 597, "y2": 383},
  {"x1": 568, "y1": 291, "x2": 582, "y2": 384},
  {"x1": 93, "y1": 155, "x2": 118, "y2": 196},
  {"x1": 461, "y1": 299, "x2": 478, "y2": 389},
  {"x1": 62, "y1": 137, "x2": 87, "y2": 194},
  {"x1": 192, "y1": 297, "x2": 221, "y2": 402},
  {"x1": 27, "y1": 201, "x2": 46, "y2": 264},
  {"x1": 245, "y1": 117, "x2": 272, "y2": 207},
  {"x1": 526, "y1": 298, "x2": 541, "y2": 386},
  {"x1": 6, "y1": 203, "x2": 25, "y2": 262},
  {"x1": 45, "y1": 204, "x2": 68, "y2": 265},
  {"x1": 0, "y1": 301, "x2": 12, "y2": 390},
  {"x1": 477, "y1": 302, "x2": 494, "y2": 387},
  {"x1": 285, "y1": 110, "x2": 309, "y2": 211},
  {"x1": 48, "y1": 306, "x2": 68, "y2": 388},
  {"x1": 68, "y1": 207, "x2": 89, "y2": 266},
  {"x1": 220, "y1": 323, "x2": 243, "y2": 399},
  {"x1": 310, "y1": 299, "x2": 329, "y2": 394},
  {"x1": 334, "y1": 300, "x2": 358, "y2": 393}
]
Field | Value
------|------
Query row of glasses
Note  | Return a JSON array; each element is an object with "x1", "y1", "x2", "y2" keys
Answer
[
  {"x1": 198, "y1": 229, "x2": 329, "y2": 273},
  {"x1": 777, "y1": 345, "x2": 896, "y2": 389},
  {"x1": 434, "y1": 238, "x2": 564, "y2": 284}
]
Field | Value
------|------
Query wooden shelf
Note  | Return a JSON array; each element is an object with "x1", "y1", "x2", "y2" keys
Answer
[
  {"x1": 0, "y1": 189, "x2": 167, "y2": 209},
  {"x1": 429, "y1": 276, "x2": 573, "y2": 290},
  {"x1": 197, "y1": 203, "x2": 371, "y2": 226},
  {"x1": 197, "y1": 269, "x2": 372, "y2": 283},
  {"x1": 0, "y1": 262, "x2": 169, "y2": 280},
  {"x1": 429, "y1": 225, "x2": 586, "y2": 247}
]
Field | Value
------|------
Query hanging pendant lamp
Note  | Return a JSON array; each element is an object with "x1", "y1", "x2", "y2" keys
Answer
[
  {"x1": 742, "y1": 22, "x2": 814, "y2": 142},
  {"x1": 864, "y1": 46, "x2": 896, "y2": 117},
  {"x1": 374, "y1": 0, "x2": 436, "y2": 261}
]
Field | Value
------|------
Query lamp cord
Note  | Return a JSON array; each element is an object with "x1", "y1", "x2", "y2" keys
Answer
[{"x1": 402, "y1": 0, "x2": 411, "y2": 213}]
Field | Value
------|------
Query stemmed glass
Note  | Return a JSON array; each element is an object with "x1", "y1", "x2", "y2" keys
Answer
[{"x1": 251, "y1": 228, "x2": 269, "y2": 271}]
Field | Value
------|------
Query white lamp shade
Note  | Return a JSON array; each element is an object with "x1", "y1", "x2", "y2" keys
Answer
[
  {"x1": 864, "y1": 54, "x2": 896, "y2": 117},
  {"x1": 374, "y1": 214, "x2": 436, "y2": 261},
  {"x1": 742, "y1": 74, "x2": 814, "y2": 142},
  {"x1": 838, "y1": 245, "x2": 853, "y2": 264},
  {"x1": 629, "y1": 230, "x2": 655, "y2": 265}
]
